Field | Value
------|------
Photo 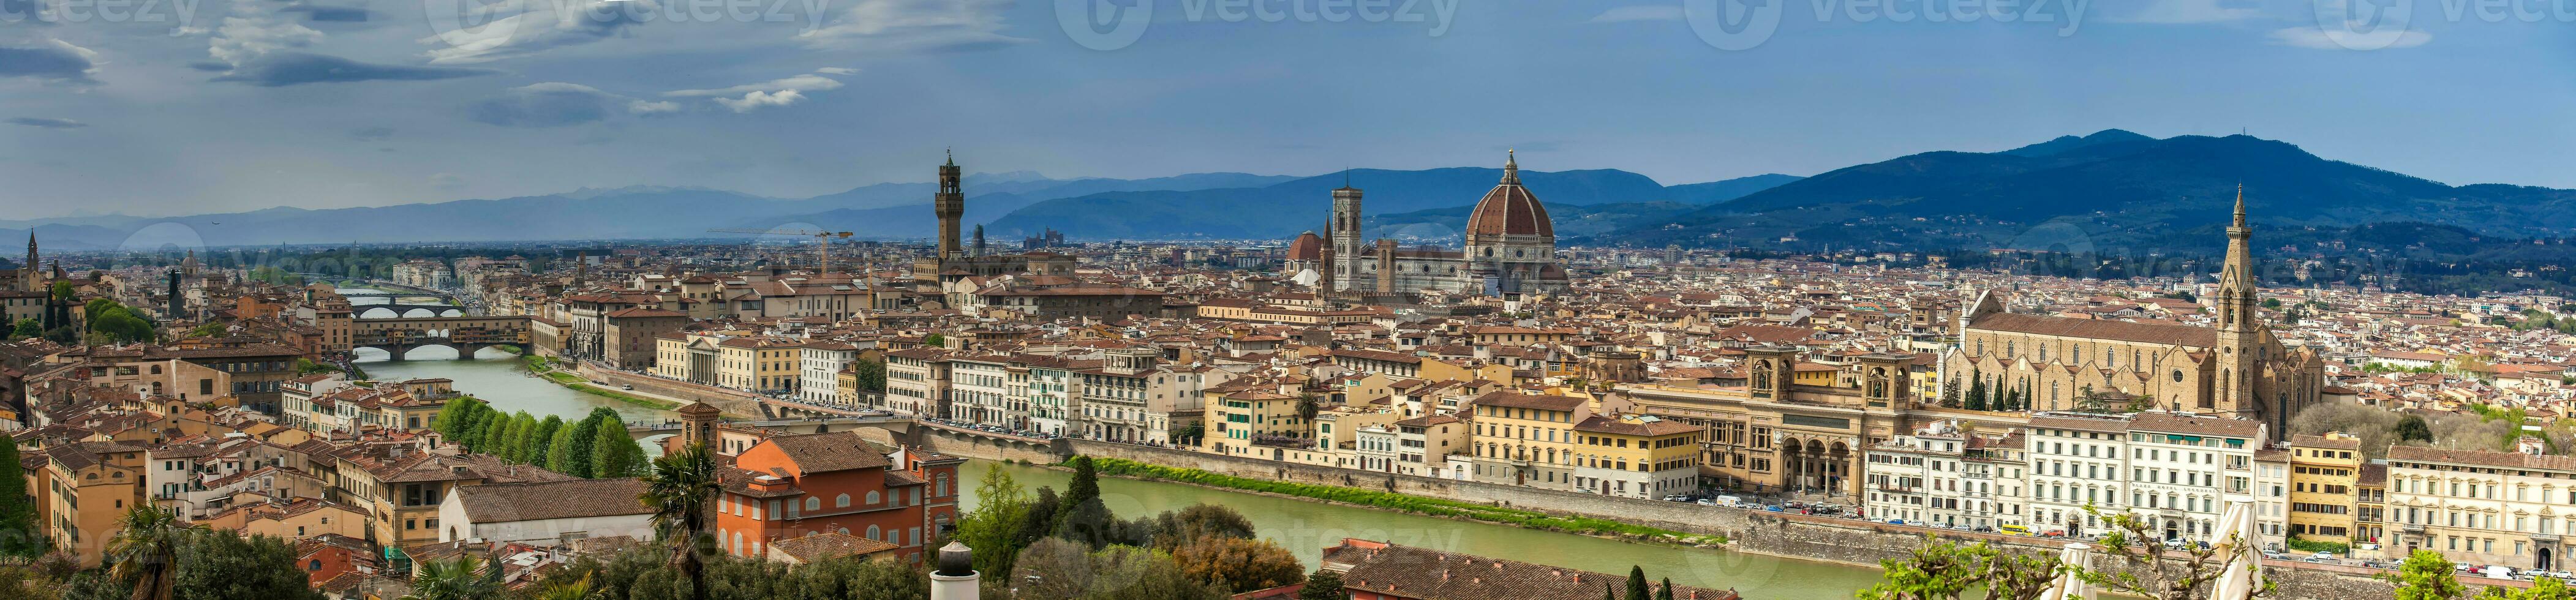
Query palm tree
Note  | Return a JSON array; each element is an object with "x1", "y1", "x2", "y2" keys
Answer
[
  {"x1": 1295, "y1": 392, "x2": 1322, "y2": 423},
  {"x1": 642, "y1": 442, "x2": 721, "y2": 599},
  {"x1": 529, "y1": 572, "x2": 595, "y2": 600},
  {"x1": 104, "y1": 506, "x2": 190, "y2": 600},
  {"x1": 401, "y1": 554, "x2": 500, "y2": 600}
]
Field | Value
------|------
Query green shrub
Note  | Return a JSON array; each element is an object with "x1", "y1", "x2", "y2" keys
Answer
[{"x1": 1075, "y1": 457, "x2": 1723, "y2": 544}]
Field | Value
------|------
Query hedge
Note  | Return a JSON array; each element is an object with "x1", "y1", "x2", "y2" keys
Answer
[{"x1": 1077, "y1": 456, "x2": 1723, "y2": 544}]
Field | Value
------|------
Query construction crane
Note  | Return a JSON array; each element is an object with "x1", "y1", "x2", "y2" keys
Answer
[{"x1": 709, "y1": 228, "x2": 854, "y2": 276}]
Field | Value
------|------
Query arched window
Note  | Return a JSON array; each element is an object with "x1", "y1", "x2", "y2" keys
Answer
[
  {"x1": 867, "y1": 525, "x2": 881, "y2": 541},
  {"x1": 804, "y1": 497, "x2": 820, "y2": 511},
  {"x1": 867, "y1": 490, "x2": 881, "y2": 505},
  {"x1": 835, "y1": 493, "x2": 851, "y2": 508}
]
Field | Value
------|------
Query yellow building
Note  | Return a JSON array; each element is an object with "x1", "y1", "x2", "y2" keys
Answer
[
  {"x1": 1466, "y1": 391, "x2": 1597, "y2": 490},
  {"x1": 44, "y1": 441, "x2": 146, "y2": 566},
  {"x1": 2287, "y1": 432, "x2": 2362, "y2": 543},
  {"x1": 718, "y1": 337, "x2": 805, "y2": 392},
  {"x1": 1207, "y1": 389, "x2": 1308, "y2": 457},
  {"x1": 1569, "y1": 414, "x2": 1704, "y2": 499}
]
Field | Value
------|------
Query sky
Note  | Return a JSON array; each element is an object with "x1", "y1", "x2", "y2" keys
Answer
[{"x1": 0, "y1": 0, "x2": 2569, "y2": 218}]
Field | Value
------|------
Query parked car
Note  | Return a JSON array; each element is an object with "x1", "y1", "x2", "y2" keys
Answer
[
  {"x1": 620, "y1": 383, "x2": 635, "y2": 390},
  {"x1": 2261, "y1": 550, "x2": 2287, "y2": 560}
]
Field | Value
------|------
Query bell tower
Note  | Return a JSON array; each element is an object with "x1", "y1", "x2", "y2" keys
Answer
[
  {"x1": 2212, "y1": 185, "x2": 2263, "y2": 419},
  {"x1": 1330, "y1": 179, "x2": 1363, "y2": 290},
  {"x1": 936, "y1": 149, "x2": 965, "y2": 258}
]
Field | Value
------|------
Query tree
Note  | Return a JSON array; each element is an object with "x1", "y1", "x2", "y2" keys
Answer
[
  {"x1": 1299, "y1": 569, "x2": 1346, "y2": 600},
  {"x1": 1657, "y1": 577, "x2": 1676, "y2": 600},
  {"x1": 7, "y1": 319, "x2": 36, "y2": 340},
  {"x1": 591, "y1": 412, "x2": 647, "y2": 478},
  {"x1": 1625, "y1": 566, "x2": 1651, "y2": 600},
  {"x1": 1060, "y1": 456, "x2": 1101, "y2": 525},
  {"x1": 1294, "y1": 392, "x2": 1322, "y2": 425},
  {"x1": 852, "y1": 357, "x2": 887, "y2": 392},
  {"x1": 2397, "y1": 416, "x2": 2436, "y2": 443},
  {"x1": 527, "y1": 572, "x2": 593, "y2": 600},
  {"x1": 641, "y1": 442, "x2": 720, "y2": 600},
  {"x1": 402, "y1": 554, "x2": 500, "y2": 600},
  {"x1": 552, "y1": 409, "x2": 608, "y2": 478},
  {"x1": 1009, "y1": 537, "x2": 1099, "y2": 600},
  {"x1": 1084, "y1": 545, "x2": 1227, "y2": 600},
  {"x1": 2385, "y1": 549, "x2": 2467, "y2": 600},
  {"x1": 2073, "y1": 506, "x2": 2273, "y2": 600},
  {"x1": 1173, "y1": 536, "x2": 1304, "y2": 593},
  {"x1": 1859, "y1": 536, "x2": 2062, "y2": 600},
  {"x1": 922, "y1": 333, "x2": 946, "y2": 348},
  {"x1": 1148, "y1": 504, "x2": 1257, "y2": 551},
  {"x1": 0, "y1": 440, "x2": 38, "y2": 557},
  {"x1": 956, "y1": 467, "x2": 1034, "y2": 578},
  {"x1": 1965, "y1": 376, "x2": 1989, "y2": 412},
  {"x1": 526, "y1": 416, "x2": 564, "y2": 468},
  {"x1": 105, "y1": 506, "x2": 190, "y2": 600},
  {"x1": 169, "y1": 531, "x2": 325, "y2": 600}
]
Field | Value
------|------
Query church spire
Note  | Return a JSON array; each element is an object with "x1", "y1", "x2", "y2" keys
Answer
[
  {"x1": 2218, "y1": 184, "x2": 2259, "y2": 332},
  {"x1": 2232, "y1": 182, "x2": 2247, "y2": 229}
]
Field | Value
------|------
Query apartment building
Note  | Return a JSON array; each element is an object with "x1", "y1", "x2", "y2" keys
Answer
[
  {"x1": 796, "y1": 340, "x2": 865, "y2": 407},
  {"x1": 1569, "y1": 413, "x2": 1703, "y2": 499},
  {"x1": 2286, "y1": 433, "x2": 2363, "y2": 544},
  {"x1": 2386, "y1": 442, "x2": 2575, "y2": 571},
  {"x1": 1466, "y1": 391, "x2": 1594, "y2": 491}
]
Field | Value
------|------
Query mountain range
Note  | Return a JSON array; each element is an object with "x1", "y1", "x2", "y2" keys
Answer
[
  {"x1": 1608, "y1": 130, "x2": 2576, "y2": 252},
  {"x1": 15, "y1": 129, "x2": 2570, "y2": 256}
]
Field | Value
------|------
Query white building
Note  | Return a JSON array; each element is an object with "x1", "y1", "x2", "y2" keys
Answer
[
  {"x1": 797, "y1": 341, "x2": 865, "y2": 407},
  {"x1": 438, "y1": 478, "x2": 657, "y2": 546},
  {"x1": 2119, "y1": 413, "x2": 2264, "y2": 542},
  {"x1": 2025, "y1": 412, "x2": 2136, "y2": 537}
]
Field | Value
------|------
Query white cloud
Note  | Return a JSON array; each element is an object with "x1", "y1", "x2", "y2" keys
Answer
[
  {"x1": 2269, "y1": 26, "x2": 2430, "y2": 50},
  {"x1": 664, "y1": 73, "x2": 843, "y2": 97},
  {"x1": 627, "y1": 99, "x2": 679, "y2": 114},
  {"x1": 796, "y1": 0, "x2": 1025, "y2": 51},
  {"x1": 712, "y1": 89, "x2": 803, "y2": 112},
  {"x1": 2109, "y1": 0, "x2": 2261, "y2": 24},
  {"x1": 419, "y1": 0, "x2": 651, "y2": 64},
  {"x1": 1586, "y1": 6, "x2": 1682, "y2": 23},
  {"x1": 663, "y1": 69, "x2": 847, "y2": 112},
  {"x1": 816, "y1": 67, "x2": 857, "y2": 75},
  {"x1": 210, "y1": 15, "x2": 323, "y2": 65}
]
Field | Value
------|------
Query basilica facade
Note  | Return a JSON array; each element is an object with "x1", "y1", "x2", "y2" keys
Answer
[
  {"x1": 1284, "y1": 152, "x2": 1569, "y2": 299},
  {"x1": 1942, "y1": 189, "x2": 2325, "y2": 433}
]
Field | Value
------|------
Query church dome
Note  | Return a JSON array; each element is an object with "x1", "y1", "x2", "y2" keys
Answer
[
  {"x1": 1464, "y1": 151, "x2": 1554, "y2": 238},
  {"x1": 1285, "y1": 231, "x2": 1324, "y2": 261}
]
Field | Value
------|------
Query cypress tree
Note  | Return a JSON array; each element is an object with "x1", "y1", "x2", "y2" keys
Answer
[
  {"x1": 527, "y1": 416, "x2": 563, "y2": 467},
  {"x1": 589, "y1": 411, "x2": 644, "y2": 478},
  {"x1": 1624, "y1": 566, "x2": 1649, "y2": 600},
  {"x1": 0, "y1": 440, "x2": 37, "y2": 557}
]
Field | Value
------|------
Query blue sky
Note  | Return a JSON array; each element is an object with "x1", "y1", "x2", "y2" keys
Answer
[{"x1": 0, "y1": 0, "x2": 2569, "y2": 217}]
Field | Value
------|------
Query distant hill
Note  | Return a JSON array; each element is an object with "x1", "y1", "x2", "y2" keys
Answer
[
  {"x1": 1611, "y1": 130, "x2": 2576, "y2": 253},
  {"x1": 1664, "y1": 174, "x2": 1806, "y2": 204},
  {"x1": 983, "y1": 167, "x2": 1800, "y2": 240},
  {"x1": 6, "y1": 172, "x2": 1298, "y2": 247}
]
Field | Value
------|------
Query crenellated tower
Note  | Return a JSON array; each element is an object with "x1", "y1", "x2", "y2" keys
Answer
[{"x1": 935, "y1": 149, "x2": 964, "y2": 258}]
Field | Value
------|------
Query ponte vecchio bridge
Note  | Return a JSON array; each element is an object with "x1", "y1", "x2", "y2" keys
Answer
[{"x1": 353, "y1": 315, "x2": 532, "y2": 361}]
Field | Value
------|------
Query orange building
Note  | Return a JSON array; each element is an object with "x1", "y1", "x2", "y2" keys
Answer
[{"x1": 713, "y1": 432, "x2": 962, "y2": 563}]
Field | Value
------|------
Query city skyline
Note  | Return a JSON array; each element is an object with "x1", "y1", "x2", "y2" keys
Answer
[{"x1": 2, "y1": 0, "x2": 2571, "y2": 219}]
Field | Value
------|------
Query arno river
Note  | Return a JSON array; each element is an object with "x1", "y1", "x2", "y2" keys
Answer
[{"x1": 353, "y1": 348, "x2": 1886, "y2": 598}]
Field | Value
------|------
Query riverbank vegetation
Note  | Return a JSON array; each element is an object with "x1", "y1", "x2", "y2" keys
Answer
[
  {"x1": 519, "y1": 355, "x2": 680, "y2": 410},
  {"x1": 1075, "y1": 456, "x2": 1722, "y2": 545},
  {"x1": 954, "y1": 457, "x2": 1320, "y2": 599},
  {"x1": 433, "y1": 400, "x2": 649, "y2": 478}
]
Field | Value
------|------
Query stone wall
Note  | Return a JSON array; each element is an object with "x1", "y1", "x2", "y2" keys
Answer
[
  {"x1": 1063, "y1": 440, "x2": 2393, "y2": 600},
  {"x1": 570, "y1": 364, "x2": 762, "y2": 418},
  {"x1": 911, "y1": 425, "x2": 1073, "y2": 465}
]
